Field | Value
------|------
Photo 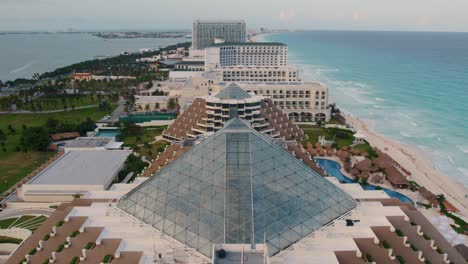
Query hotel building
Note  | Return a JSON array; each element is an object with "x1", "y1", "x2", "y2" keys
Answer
[
  {"x1": 205, "y1": 42, "x2": 288, "y2": 70},
  {"x1": 162, "y1": 83, "x2": 305, "y2": 142},
  {"x1": 192, "y1": 20, "x2": 246, "y2": 50},
  {"x1": 220, "y1": 65, "x2": 299, "y2": 82},
  {"x1": 237, "y1": 81, "x2": 331, "y2": 122}
]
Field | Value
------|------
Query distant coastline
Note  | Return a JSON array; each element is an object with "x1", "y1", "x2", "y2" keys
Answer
[
  {"x1": 0, "y1": 33, "x2": 187, "y2": 81},
  {"x1": 92, "y1": 31, "x2": 190, "y2": 39}
]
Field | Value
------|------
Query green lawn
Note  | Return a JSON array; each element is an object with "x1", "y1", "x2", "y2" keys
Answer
[
  {"x1": 0, "y1": 217, "x2": 18, "y2": 229},
  {"x1": 22, "y1": 95, "x2": 101, "y2": 111},
  {"x1": 0, "y1": 105, "x2": 116, "y2": 194},
  {"x1": 301, "y1": 126, "x2": 355, "y2": 148},
  {"x1": 1, "y1": 94, "x2": 116, "y2": 112},
  {"x1": 0, "y1": 235, "x2": 22, "y2": 244},
  {"x1": 123, "y1": 126, "x2": 166, "y2": 147}
]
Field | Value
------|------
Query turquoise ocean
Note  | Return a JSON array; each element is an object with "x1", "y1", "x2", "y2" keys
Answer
[{"x1": 260, "y1": 31, "x2": 468, "y2": 186}]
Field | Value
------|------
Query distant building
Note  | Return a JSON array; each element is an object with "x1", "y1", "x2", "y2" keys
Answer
[
  {"x1": 237, "y1": 81, "x2": 331, "y2": 122},
  {"x1": 205, "y1": 42, "x2": 288, "y2": 70},
  {"x1": 192, "y1": 20, "x2": 246, "y2": 50},
  {"x1": 173, "y1": 61, "x2": 205, "y2": 71},
  {"x1": 72, "y1": 73, "x2": 92, "y2": 81},
  {"x1": 134, "y1": 95, "x2": 173, "y2": 112}
]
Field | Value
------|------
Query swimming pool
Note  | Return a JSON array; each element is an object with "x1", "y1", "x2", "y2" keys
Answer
[
  {"x1": 316, "y1": 158, "x2": 414, "y2": 204},
  {"x1": 119, "y1": 113, "x2": 176, "y2": 123},
  {"x1": 94, "y1": 128, "x2": 120, "y2": 138}
]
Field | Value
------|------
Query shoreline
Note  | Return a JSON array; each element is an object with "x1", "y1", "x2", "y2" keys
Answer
[{"x1": 343, "y1": 112, "x2": 468, "y2": 217}]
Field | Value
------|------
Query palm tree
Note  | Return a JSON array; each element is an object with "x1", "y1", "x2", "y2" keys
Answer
[
  {"x1": 436, "y1": 194, "x2": 446, "y2": 203},
  {"x1": 145, "y1": 104, "x2": 151, "y2": 112},
  {"x1": 154, "y1": 103, "x2": 160, "y2": 110}
]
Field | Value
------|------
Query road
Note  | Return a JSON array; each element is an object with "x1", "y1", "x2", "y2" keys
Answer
[{"x1": 98, "y1": 98, "x2": 126, "y2": 123}]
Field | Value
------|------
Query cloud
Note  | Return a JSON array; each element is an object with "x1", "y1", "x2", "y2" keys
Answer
[
  {"x1": 352, "y1": 12, "x2": 361, "y2": 22},
  {"x1": 279, "y1": 8, "x2": 296, "y2": 21},
  {"x1": 417, "y1": 16, "x2": 429, "y2": 26}
]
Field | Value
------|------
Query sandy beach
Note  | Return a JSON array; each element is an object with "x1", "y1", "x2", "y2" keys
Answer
[{"x1": 343, "y1": 113, "x2": 468, "y2": 218}]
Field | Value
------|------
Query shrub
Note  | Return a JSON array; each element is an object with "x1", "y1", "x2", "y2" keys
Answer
[
  {"x1": 381, "y1": 240, "x2": 390, "y2": 249},
  {"x1": 395, "y1": 229, "x2": 404, "y2": 237},
  {"x1": 410, "y1": 221, "x2": 417, "y2": 226},
  {"x1": 423, "y1": 233, "x2": 431, "y2": 240},
  {"x1": 56, "y1": 220, "x2": 64, "y2": 227},
  {"x1": 70, "y1": 256, "x2": 79, "y2": 264},
  {"x1": 42, "y1": 259, "x2": 49, "y2": 264},
  {"x1": 43, "y1": 234, "x2": 50, "y2": 241},
  {"x1": 85, "y1": 242, "x2": 95, "y2": 250},
  {"x1": 410, "y1": 244, "x2": 418, "y2": 251},
  {"x1": 396, "y1": 256, "x2": 406, "y2": 264},
  {"x1": 49, "y1": 205, "x2": 58, "y2": 209},
  {"x1": 70, "y1": 230, "x2": 79, "y2": 238},
  {"x1": 365, "y1": 254, "x2": 373, "y2": 262},
  {"x1": 28, "y1": 248, "x2": 37, "y2": 255},
  {"x1": 436, "y1": 247, "x2": 443, "y2": 254},
  {"x1": 102, "y1": 254, "x2": 113, "y2": 263},
  {"x1": 55, "y1": 244, "x2": 65, "y2": 252}
]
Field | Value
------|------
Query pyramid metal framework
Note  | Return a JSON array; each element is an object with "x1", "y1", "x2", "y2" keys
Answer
[
  {"x1": 117, "y1": 119, "x2": 356, "y2": 258},
  {"x1": 214, "y1": 83, "x2": 252, "y2": 100}
]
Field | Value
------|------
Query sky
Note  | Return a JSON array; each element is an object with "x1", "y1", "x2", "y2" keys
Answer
[{"x1": 1, "y1": 0, "x2": 468, "y2": 32}]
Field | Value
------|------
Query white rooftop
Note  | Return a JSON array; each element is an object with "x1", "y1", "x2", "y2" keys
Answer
[{"x1": 28, "y1": 150, "x2": 131, "y2": 186}]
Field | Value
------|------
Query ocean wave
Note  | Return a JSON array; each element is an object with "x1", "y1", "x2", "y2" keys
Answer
[
  {"x1": 398, "y1": 112, "x2": 411, "y2": 119},
  {"x1": 9, "y1": 61, "x2": 35, "y2": 73},
  {"x1": 373, "y1": 105, "x2": 383, "y2": 109},
  {"x1": 447, "y1": 155, "x2": 455, "y2": 165},
  {"x1": 375, "y1": 97, "x2": 385, "y2": 102},
  {"x1": 409, "y1": 121, "x2": 418, "y2": 127},
  {"x1": 458, "y1": 167, "x2": 468, "y2": 177},
  {"x1": 457, "y1": 145, "x2": 468, "y2": 154},
  {"x1": 399, "y1": 131, "x2": 412, "y2": 138}
]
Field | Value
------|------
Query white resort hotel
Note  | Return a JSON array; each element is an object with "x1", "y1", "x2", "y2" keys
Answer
[{"x1": 2, "y1": 19, "x2": 467, "y2": 264}]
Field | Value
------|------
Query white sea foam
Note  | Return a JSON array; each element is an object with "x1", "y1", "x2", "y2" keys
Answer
[
  {"x1": 457, "y1": 145, "x2": 468, "y2": 154},
  {"x1": 409, "y1": 121, "x2": 418, "y2": 127},
  {"x1": 398, "y1": 112, "x2": 411, "y2": 119},
  {"x1": 447, "y1": 155, "x2": 455, "y2": 165},
  {"x1": 373, "y1": 105, "x2": 383, "y2": 109},
  {"x1": 9, "y1": 61, "x2": 35, "y2": 73},
  {"x1": 400, "y1": 131, "x2": 411, "y2": 138},
  {"x1": 375, "y1": 97, "x2": 385, "y2": 102},
  {"x1": 458, "y1": 167, "x2": 468, "y2": 177}
]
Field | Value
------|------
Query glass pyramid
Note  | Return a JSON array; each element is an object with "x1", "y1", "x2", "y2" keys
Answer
[
  {"x1": 117, "y1": 119, "x2": 356, "y2": 257},
  {"x1": 215, "y1": 83, "x2": 252, "y2": 100}
]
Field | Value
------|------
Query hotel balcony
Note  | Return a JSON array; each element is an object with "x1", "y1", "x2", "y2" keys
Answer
[
  {"x1": 206, "y1": 105, "x2": 222, "y2": 110},
  {"x1": 262, "y1": 127, "x2": 275, "y2": 133},
  {"x1": 245, "y1": 105, "x2": 261, "y2": 110},
  {"x1": 192, "y1": 127, "x2": 205, "y2": 134},
  {"x1": 186, "y1": 133, "x2": 197, "y2": 138},
  {"x1": 253, "y1": 122, "x2": 269, "y2": 128}
]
